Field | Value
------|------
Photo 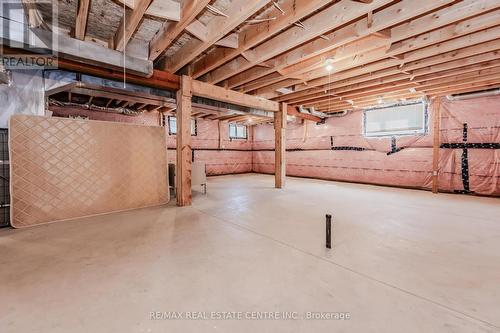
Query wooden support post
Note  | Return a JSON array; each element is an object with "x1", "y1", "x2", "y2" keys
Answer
[
  {"x1": 176, "y1": 75, "x2": 193, "y2": 206},
  {"x1": 432, "y1": 97, "x2": 442, "y2": 193},
  {"x1": 275, "y1": 102, "x2": 287, "y2": 188}
]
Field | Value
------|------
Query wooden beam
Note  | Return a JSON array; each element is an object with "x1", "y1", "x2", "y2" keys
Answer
[
  {"x1": 114, "y1": 0, "x2": 154, "y2": 51},
  {"x1": 147, "y1": 0, "x2": 180, "y2": 20},
  {"x1": 299, "y1": 67, "x2": 500, "y2": 108},
  {"x1": 252, "y1": 2, "x2": 499, "y2": 94},
  {"x1": 230, "y1": 0, "x2": 495, "y2": 91},
  {"x1": 186, "y1": 21, "x2": 239, "y2": 49},
  {"x1": 275, "y1": 50, "x2": 500, "y2": 104},
  {"x1": 191, "y1": 80, "x2": 279, "y2": 112},
  {"x1": 204, "y1": 0, "x2": 396, "y2": 84},
  {"x1": 54, "y1": 58, "x2": 179, "y2": 90},
  {"x1": 164, "y1": 0, "x2": 273, "y2": 72},
  {"x1": 0, "y1": 18, "x2": 153, "y2": 76},
  {"x1": 243, "y1": 35, "x2": 390, "y2": 93},
  {"x1": 215, "y1": 33, "x2": 239, "y2": 49},
  {"x1": 191, "y1": 0, "x2": 333, "y2": 78},
  {"x1": 45, "y1": 82, "x2": 78, "y2": 96},
  {"x1": 115, "y1": 0, "x2": 180, "y2": 20},
  {"x1": 275, "y1": 36, "x2": 500, "y2": 103},
  {"x1": 286, "y1": 57, "x2": 500, "y2": 105},
  {"x1": 275, "y1": 102, "x2": 287, "y2": 188},
  {"x1": 185, "y1": 19, "x2": 208, "y2": 41},
  {"x1": 176, "y1": 75, "x2": 193, "y2": 206},
  {"x1": 150, "y1": 0, "x2": 211, "y2": 60},
  {"x1": 75, "y1": 0, "x2": 91, "y2": 40},
  {"x1": 432, "y1": 97, "x2": 441, "y2": 193},
  {"x1": 429, "y1": 83, "x2": 500, "y2": 97}
]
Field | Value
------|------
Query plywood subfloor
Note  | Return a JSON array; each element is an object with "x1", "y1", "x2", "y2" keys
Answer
[{"x1": 1, "y1": 174, "x2": 499, "y2": 332}]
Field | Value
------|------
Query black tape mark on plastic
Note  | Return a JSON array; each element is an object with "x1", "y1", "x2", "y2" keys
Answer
[
  {"x1": 461, "y1": 124, "x2": 470, "y2": 193},
  {"x1": 331, "y1": 146, "x2": 366, "y2": 151},
  {"x1": 387, "y1": 136, "x2": 406, "y2": 155},
  {"x1": 328, "y1": 136, "x2": 366, "y2": 151},
  {"x1": 440, "y1": 143, "x2": 500, "y2": 149},
  {"x1": 452, "y1": 123, "x2": 471, "y2": 194}
]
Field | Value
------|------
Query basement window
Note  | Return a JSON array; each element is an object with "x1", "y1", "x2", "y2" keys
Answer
[
  {"x1": 167, "y1": 116, "x2": 197, "y2": 136},
  {"x1": 229, "y1": 123, "x2": 247, "y2": 139},
  {"x1": 363, "y1": 100, "x2": 428, "y2": 137}
]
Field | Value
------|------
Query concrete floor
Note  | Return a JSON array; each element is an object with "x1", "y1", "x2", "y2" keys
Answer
[{"x1": 1, "y1": 174, "x2": 499, "y2": 333}]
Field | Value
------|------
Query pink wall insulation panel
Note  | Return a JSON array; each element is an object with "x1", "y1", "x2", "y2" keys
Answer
[
  {"x1": 253, "y1": 95, "x2": 499, "y2": 196},
  {"x1": 47, "y1": 94, "x2": 499, "y2": 196},
  {"x1": 253, "y1": 149, "x2": 433, "y2": 189},
  {"x1": 51, "y1": 106, "x2": 253, "y2": 177},
  {"x1": 166, "y1": 117, "x2": 253, "y2": 176},
  {"x1": 9, "y1": 115, "x2": 169, "y2": 228}
]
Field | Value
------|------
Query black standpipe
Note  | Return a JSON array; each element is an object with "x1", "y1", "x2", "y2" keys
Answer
[{"x1": 326, "y1": 214, "x2": 332, "y2": 249}]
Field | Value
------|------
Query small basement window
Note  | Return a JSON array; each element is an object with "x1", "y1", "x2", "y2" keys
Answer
[
  {"x1": 168, "y1": 116, "x2": 197, "y2": 136},
  {"x1": 363, "y1": 100, "x2": 427, "y2": 137},
  {"x1": 229, "y1": 123, "x2": 247, "y2": 139}
]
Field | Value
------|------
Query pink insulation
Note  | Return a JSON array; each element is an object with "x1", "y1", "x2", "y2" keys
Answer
[
  {"x1": 49, "y1": 94, "x2": 499, "y2": 195},
  {"x1": 438, "y1": 96, "x2": 500, "y2": 195},
  {"x1": 166, "y1": 117, "x2": 253, "y2": 176},
  {"x1": 253, "y1": 95, "x2": 499, "y2": 196},
  {"x1": 49, "y1": 106, "x2": 253, "y2": 176}
]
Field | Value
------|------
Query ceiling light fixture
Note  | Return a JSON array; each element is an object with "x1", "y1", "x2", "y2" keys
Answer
[{"x1": 325, "y1": 58, "x2": 334, "y2": 72}]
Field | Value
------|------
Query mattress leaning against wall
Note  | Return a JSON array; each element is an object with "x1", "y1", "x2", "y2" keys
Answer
[{"x1": 9, "y1": 115, "x2": 169, "y2": 228}]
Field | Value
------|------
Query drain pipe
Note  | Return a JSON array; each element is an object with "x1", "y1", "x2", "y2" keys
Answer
[{"x1": 446, "y1": 88, "x2": 500, "y2": 101}]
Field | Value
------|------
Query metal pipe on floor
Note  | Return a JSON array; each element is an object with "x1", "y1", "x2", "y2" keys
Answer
[{"x1": 326, "y1": 214, "x2": 332, "y2": 249}]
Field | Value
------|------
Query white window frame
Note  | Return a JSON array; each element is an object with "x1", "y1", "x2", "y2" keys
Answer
[
  {"x1": 229, "y1": 123, "x2": 247, "y2": 139},
  {"x1": 363, "y1": 100, "x2": 428, "y2": 137},
  {"x1": 167, "y1": 116, "x2": 197, "y2": 136}
]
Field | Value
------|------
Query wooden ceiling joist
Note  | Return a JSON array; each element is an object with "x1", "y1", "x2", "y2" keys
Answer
[
  {"x1": 292, "y1": 24, "x2": 500, "y2": 89},
  {"x1": 275, "y1": 49, "x2": 500, "y2": 104},
  {"x1": 191, "y1": 79, "x2": 279, "y2": 112},
  {"x1": 270, "y1": 37, "x2": 500, "y2": 108},
  {"x1": 287, "y1": 59, "x2": 500, "y2": 106},
  {"x1": 202, "y1": 0, "x2": 400, "y2": 85},
  {"x1": 149, "y1": 0, "x2": 211, "y2": 61},
  {"x1": 74, "y1": 0, "x2": 91, "y2": 40},
  {"x1": 252, "y1": 5, "x2": 500, "y2": 93},
  {"x1": 241, "y1": 0, "x2": 500, "y2": 96},
  {"x1": 24, "y1": 0, "x2": 500, "y2": 117},
  {"x1": 113, "y1": 0, "x2": 154, "y2": 51},
  {"x1": 191, "y1": 0, "x2": 333, "y2": 79},
  {"x1": 115, "y1": 0, "x2": 181, "y2": 21},
  {"x1": 309, "y1": 69, "x2": 500, "y2": 109},
  {"x1": 163, "y1": 0, "x2": 273, "y2": 72},
  {"x1": 315, "y1": 73, "x2": 500, "y2": 113}
]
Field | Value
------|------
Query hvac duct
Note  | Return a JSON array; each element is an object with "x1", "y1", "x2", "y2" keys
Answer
[{"x1": 446, "y1": 88, "x2": 500, "y2": 101}]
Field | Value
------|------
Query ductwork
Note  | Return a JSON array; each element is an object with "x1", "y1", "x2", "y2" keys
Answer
[
  {"x1": 446, "y1": 88, "x2": 500, "y2": 101},
  {"x1": 327, "y1": 110, "x2": 350, "y2": 117},
  {"x1": 298, "y1": 105, "x2": 324, "y2": 118},
  {"x1": 298, "y1": 105, "x2": 347, "y2": 119}
]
